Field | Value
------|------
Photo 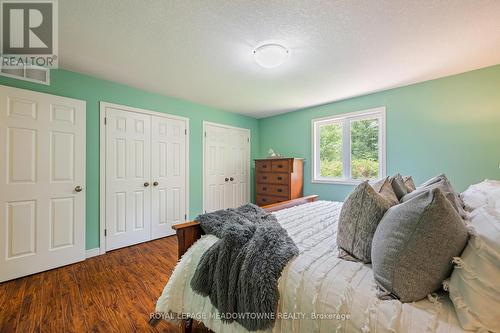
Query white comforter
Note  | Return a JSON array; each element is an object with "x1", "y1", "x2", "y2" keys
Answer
[{"x1": 156, "y1": 201, "x2": 464, "y2": 333}]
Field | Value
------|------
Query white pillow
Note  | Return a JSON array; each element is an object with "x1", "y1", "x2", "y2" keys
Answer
[
  {"x1": 448, "y1": 206, "x2": 500, "y2": 332},
  {"x1": 487, "y1": 188, "x2": 500, "y2": 210},
  {"x1": 460, "y1": 179, "x2": 500, "y2": 211}
]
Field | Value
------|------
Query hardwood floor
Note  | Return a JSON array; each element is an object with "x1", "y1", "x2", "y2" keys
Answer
[{"x1": 0, "y1": 236, "x2": 209, "y2": 333}]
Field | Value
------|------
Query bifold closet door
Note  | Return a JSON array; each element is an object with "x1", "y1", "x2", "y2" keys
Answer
[
  {"x1": 204, "y1": 123, "x2": 249, "y2": 213},
  {"x1": 0, "y1": 85, "x2": 86, "y2": 282},
  {"x1": 105, "y1": 108, "x2": 151, "y2": 251},
  {"x1": 151, "y1": 115, "x2": 187, "y2": 239}
]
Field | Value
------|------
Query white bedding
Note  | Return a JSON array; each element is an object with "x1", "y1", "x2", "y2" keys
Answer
[{"x1": 156, "y1": 201, "x2": 465, "y2": 333}]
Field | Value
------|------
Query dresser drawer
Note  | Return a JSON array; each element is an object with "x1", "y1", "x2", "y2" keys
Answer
[
  {"x1": 255, "y1": 160, "x2": 271, "y2": 173},
  {"x1": 256, "y1": 194, "x2": 288, "y2": 206},
  {"x1": 257, "y1": 184, "x2": 289, "y2": 196},
  {"x1": 256, "y1": 172, "x2": 289, "y2": 185},
  {"x1": 271, "y1": 160, "x2": 290, "y2": 173}
]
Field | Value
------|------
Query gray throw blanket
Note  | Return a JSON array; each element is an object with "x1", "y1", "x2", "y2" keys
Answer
[{"x1": 190, "y1": 204, "x2": 298, "y2": 331}]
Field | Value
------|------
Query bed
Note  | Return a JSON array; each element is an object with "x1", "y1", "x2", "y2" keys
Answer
[{"x1": 153, "y1": 195, "x2": 466, "y2": 333}]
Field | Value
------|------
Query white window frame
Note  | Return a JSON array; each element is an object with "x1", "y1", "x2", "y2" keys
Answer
[{"x1": 311, "y1": 107, "x2": 386, "y2": 185}]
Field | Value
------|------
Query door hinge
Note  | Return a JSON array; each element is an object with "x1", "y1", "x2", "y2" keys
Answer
[
  {"x1": 247, "y1": 137, "x2": 249, "y2": 143},
  {"x1": 184, "y1": 214, "x2": 187, "y2": 220},
  {"x1": 104, "y1": 229, "x2": 107, "y2": 237},
  {"x1": 204, "y1": 131, "x2": 207, "y2": 138},
  {"x1": 185, "y1": 129, "x2": 187, "y2": 135},
  {"x1": 104, "y1": 117, "x2": 107, "y2": 125}
]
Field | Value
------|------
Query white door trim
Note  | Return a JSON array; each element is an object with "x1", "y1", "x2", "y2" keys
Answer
[
  {"x1": 202, "y1": 121, "x2": 251, "y2": 213},
  {"x1": 99, "y1": 102, "x2": 189, "y2": 255}
]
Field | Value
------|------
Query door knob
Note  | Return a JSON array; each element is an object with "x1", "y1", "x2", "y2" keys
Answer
[
  {"x1": 225, "y1": 178, "x2": 229, "y2": 182},
  {"x1": 74, "y1": 185, "x2": 83, "y2": 192},
  {"x1": 230, "y1": 177, "x2": 234, "y2": 181},
  {"x1": 144, "y1": 182, "x2": 150, "y2": 187},
  {"x1": 153, "y1": 181, "x2": 159, "y2": 186}
]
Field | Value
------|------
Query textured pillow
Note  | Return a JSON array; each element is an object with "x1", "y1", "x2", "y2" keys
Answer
[
  {"x1": 420, "y1": 173, "x2": 448, "y2": 187},
  {"x1": 448, "y1": 206, "x2": 500, "y2": 332},
  {"x1": 402, "y1": 178, "x2": 468, "y2": 219},
  {"x1": 487, "y1": 188, "x2": 500, "y2": 210},
  {"x1": 371, "y1": 188, "x2": 469, "y2": 302},
  {"x1": 337, "y1": 181, "x2": 392, "y2": 263},
  {"x1": 419, "y1": 174, "x2": 466, "y2": 208},
  {"x1": 403, "y1": 176, "x2": 416, "y2": 192},
  {"x1": 461, "y1": 179, "x2": 500, "y2": 211},
  {"x1": 372, "y1": 177, "x2": 399, "y2": 206},
  {"x1": 389, "y1": 173, "x2": 408, "y2": 200}
]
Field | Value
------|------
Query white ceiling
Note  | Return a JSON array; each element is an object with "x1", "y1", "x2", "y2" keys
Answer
[{"x1": 60, "y1": 0, "x2": 500, "y2": 118}]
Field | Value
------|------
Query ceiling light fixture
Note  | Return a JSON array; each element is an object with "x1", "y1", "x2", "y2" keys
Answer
[{"x1": 253, "y1": 43, "x2": 289, "y2": 69}]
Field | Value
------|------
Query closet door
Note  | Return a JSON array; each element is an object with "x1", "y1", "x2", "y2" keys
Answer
[
  {"x1": 0, "y1": 85, "x2": 86, "y2": 282},
  {"x1": 228, "y1": 128, "x2": 250, "y2": 208},
  {"x1": 151, "y1": 116, "x2": 187, "y2": 239},
  {"x1": 204, "y1": 123, "x2": 229, "y2": 212},
  {"x1": 204, "y1": 123, "x2": 250, "y2": 213},
  {"x1": 105, "y1": 108, "x2": 151, "y2": 251}
]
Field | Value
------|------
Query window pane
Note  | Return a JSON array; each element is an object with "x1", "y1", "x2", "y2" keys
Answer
[
  {"x1": 351, "y1": 118, "x2": 379, "y2": 179},
  {"x1": 319, "y1": 123, "x2": 343, "y2": 178}
]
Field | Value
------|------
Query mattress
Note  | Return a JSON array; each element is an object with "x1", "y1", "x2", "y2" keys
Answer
[{"x1": 156, "y1": 200, "x2": 465, "y2": 332}]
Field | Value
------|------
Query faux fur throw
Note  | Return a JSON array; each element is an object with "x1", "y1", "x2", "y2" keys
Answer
[{"x1": 190, "y1": 203, "x2": 298, "y2": 331}]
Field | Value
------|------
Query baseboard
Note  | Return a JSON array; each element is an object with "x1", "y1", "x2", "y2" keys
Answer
[{"x1": 86, "y1": 248, "x2": 101, "y2": 258}]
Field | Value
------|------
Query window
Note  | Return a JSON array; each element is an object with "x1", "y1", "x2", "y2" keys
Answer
[{"x1": 312, "y1": 107, "x2": 386, "y2": 184}]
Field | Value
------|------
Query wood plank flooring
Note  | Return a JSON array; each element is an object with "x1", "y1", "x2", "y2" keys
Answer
[{"x1": 0, "y1": 236, "x2": 209, "y2": 333}]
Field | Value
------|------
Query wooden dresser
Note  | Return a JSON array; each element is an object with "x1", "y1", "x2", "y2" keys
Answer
[{"x1": 255, "y1": 158, "x2": 304, "y2": 206}]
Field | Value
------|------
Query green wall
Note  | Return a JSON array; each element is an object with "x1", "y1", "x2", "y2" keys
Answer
[
  {"x1": 259, "y1": 65, "x2": 500, "y2": 201},
  {"x1": 0, "y1": 70, "x2": 260, "y2": 250},
  {"x1": 2, "y1": 65, "x2": 499, "y2": 250}
]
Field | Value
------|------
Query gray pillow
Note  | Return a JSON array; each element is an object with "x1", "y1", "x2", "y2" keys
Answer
[
  {"x1": 420, "y1": 174, "x2": 466, "y2": 211},
  {"x1": 420, "y1": 173, "x2": 447, "y2": 187},
  {"x1": 337, "y1": 181, "x2": 392, "y2": 263},
  {"x1": 372, "y1": 177, "x2": 399, "y2": 206},
  {"x1": 403, "y1": 176, "x2": 416, "y2": 192},
  {"x1": 402, "y1": 178, "x2": 467, "y2": 218},
  {"x1": 389, "y1": 173, "x2": 408, "y2": 200},
  {"x1": 371, "y1": 188, "x2": 469, "y2": 302}
]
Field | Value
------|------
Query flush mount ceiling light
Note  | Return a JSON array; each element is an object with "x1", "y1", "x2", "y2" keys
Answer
[{"x1": 253, "y1": 43, "x2": 290, "y2": 69}]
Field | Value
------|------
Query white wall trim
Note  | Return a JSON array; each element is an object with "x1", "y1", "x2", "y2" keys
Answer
[
  {"x1": 99, "y1": 102, "x2": 190, "y2": 255},
  {"x1": 86, "y1": 248, "x2": 101, "y2": 259},
  {"x1": 311, "y1": 106, "x2": 387, "y2": 185},
  {"x1": 202, "y1": 121, "x2": 251, "y2": 213}
]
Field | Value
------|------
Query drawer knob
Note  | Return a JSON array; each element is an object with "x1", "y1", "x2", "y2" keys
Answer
[
  {"x1": 262, "y1": 198, "x2": 267, "y2": 202},
  {"x1": 225, "y1": 178, "x2": 229, "y2": 182},
  {"x1": 263, "y1": 176, "x2": 267, "y2": 180},
  {"x1": 278, "y1": 165, "x2": 283, "y2": 168},
  {"x1": 277, "y1": 176, "x2": 283, "y2": 181},
  {"x1": 263, "y1": 187, "x2": 267, "y2": 191},
  {"x1": 263, "y1": 165, "x2": 267, "y2": 168},
  {"x1": 277, "y1": 188, "x2": 283, "y2": 193},
  {"x1": 230, "y1": 177, "x2": 234, "y2": 181}
]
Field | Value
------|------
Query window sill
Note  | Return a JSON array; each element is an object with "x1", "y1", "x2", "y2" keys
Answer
[{"x1": 311, "y1": 177, "x2": 384, "y2": 185}]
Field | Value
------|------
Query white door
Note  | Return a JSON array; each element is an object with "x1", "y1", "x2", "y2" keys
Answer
[
  {"x1": 105, "y1": 108, "x2": 151, "y2": 251},
  {"x1": 151, "y1": 115, "x2": 187, "y2": 239},
  {"x1": 227, "y1": 128, "x2": 250, "y2": 208},
  {"x1": 0, "y1": 85, "x2": 86, "y2": 282},
  {"x1": 204, "y1": 123, "x2": 250, "y2": 213}
]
